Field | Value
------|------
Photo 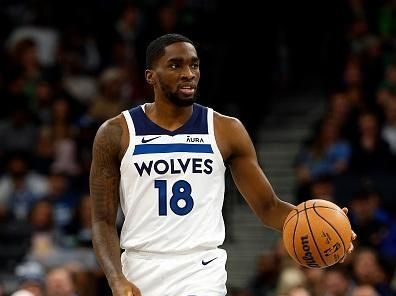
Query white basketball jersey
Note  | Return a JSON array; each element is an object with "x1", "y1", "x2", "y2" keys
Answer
[{"x1": 119, "y1": 103, "x2": 226, "y2": 253}]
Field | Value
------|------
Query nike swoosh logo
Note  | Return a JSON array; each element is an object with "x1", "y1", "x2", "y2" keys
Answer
[
  {"x1": 141, "y1": 136, "x2": 161, "y2": 143},
  {"x1": 202, "y1": 257, "x2": 218, "y2": 265}
]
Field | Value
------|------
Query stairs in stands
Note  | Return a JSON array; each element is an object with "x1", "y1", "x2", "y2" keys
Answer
[{"x1": 222, "y1": 89, "x2": 326, "y2": 290}]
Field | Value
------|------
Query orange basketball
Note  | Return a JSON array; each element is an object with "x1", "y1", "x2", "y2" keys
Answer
[{"x1": 282, "y1": 199, "x2": 352, "y2": 268}]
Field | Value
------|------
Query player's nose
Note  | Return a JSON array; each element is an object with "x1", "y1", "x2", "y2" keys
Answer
[{"x1": 181, "y1": 66, "x2": 195, "y2": 80}]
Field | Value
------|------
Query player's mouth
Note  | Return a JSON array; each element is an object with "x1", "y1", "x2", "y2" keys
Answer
[{"x1": 179, "y1": 85, "x2": 196, "y2": 96}]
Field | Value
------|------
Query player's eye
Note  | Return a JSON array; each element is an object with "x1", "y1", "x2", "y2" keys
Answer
[
  {"x1": 169, "y1": 64, "x2": 179, "y2": 69},
  {"x1": 191, "y1": 63, "x2": 199, "y2": 69}
]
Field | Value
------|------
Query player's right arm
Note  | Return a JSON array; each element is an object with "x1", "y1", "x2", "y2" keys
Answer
[{"x1": 90, "y1": 117, "x2": 141, "y2": 296}]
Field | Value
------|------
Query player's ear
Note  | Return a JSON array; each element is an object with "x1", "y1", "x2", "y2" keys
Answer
[{"x1": 145, "y1": 70, "x2": 154, "y2": 85}]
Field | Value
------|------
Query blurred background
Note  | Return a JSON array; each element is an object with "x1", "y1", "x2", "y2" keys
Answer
[{"x1": 0, "y1": 0, "x2": 396, "y2": 295}]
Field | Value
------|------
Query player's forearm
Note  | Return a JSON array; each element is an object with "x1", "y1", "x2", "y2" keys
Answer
[
  {"x1": 92, "y1": 220, "x2": 125, "y2": 288},
  {"x1": 258, "y1": 198, "x2": 296, "y2": 232}
]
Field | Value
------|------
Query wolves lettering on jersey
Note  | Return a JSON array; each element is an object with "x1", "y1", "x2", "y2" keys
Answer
[
  {"x1": 120, "y1": 103, "x2": 226, "y2": 253},
  {"x1": 134, "y1": 158, "x2": 213, "y2": 176},
  {"x1": 133, "y1": 134, "x2": 213, "y2": 176}
]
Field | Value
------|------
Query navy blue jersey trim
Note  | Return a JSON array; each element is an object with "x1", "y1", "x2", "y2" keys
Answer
[
  {"x1": 133, "y1": 143, "x2": 213, "y2": 155},
  {"x1": 129, "y1": 103, "x2": 208, "y2": 136}
]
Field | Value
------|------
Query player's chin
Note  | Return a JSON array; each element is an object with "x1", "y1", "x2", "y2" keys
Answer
[
  {"x1": 177, "y1": 96, "x2": 196, "y2": 106},
  {"x1": 178, "y1": 91, "x2": 195, "y2": 100}
]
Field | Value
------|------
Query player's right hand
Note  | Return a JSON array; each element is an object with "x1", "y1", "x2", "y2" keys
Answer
[{"x1": 112, "y1": 277, "x2": 142, "y2": 296}]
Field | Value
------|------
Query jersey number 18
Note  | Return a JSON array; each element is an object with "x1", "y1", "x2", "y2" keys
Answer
[{"x1": 154, "y1": 180, "x2": 194, "y2": 216}]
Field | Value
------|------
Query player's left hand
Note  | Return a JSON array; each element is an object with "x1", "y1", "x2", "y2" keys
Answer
[{"x1": 339, "y1": 207, "x2": 357, "y2": 263}]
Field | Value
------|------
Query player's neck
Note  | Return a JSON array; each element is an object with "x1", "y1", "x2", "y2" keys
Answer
[{"x1": 145, "y1": 101, "x2": 194, "y2": 131}]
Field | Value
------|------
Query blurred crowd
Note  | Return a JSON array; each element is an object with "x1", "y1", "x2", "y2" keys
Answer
[
  {"x1": 0, "y1": 0, "x2": 217, "y2": 295},
  {"x1": 1, "y1": 0, "x2": 396, "y2": 295},
  {"x1": 231, "y1": 0, "x2": 396, "y2": 296}
]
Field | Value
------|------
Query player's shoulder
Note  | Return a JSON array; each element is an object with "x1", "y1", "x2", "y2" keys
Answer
[
  {"x1": 212, "y1": 110, "x2": 245, "y2": 131},
  {"x1": 211, "y1": 109, "x2": 251, "y2": 160},
  {"x1": 93, "y1": 114, "x2": 127, "y2": 149},
  {"x1": 96, "y1": 114, "x2": 125, "y2": 136},
  {"x1": 93, "y1": 114, "x2": 128, "y2": 159}
]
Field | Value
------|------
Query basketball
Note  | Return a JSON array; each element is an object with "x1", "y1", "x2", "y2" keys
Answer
[{"x1": 282, "y1": 199, "x2": 352, "y2": 269}]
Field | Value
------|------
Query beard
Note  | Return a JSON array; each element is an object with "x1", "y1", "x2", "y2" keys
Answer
[{"x1": 159, "y1": 79, "x2": 197, "y2": 107}]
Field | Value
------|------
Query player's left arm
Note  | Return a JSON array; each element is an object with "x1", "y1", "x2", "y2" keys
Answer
[
  {"x1": 216, "y1": 114, "x2": 295, "y2": 232},
  {"x1": 216, "y1": 114, "x2": 356, "y2": 254}
]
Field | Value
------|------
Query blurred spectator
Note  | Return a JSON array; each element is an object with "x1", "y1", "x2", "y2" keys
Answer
[
  {"x1": 11, "y1": 290, "x2": 34, "y2": 296},
  {"x1": 28, "y1": 199, "x2": 55, "y2": 232},
  {"x1": 247, "y1": 250, "x2": 282, "y2": 296},
  {"x1": 304, "y1": 267, "x2": 325, "y2": 296},
  {"x1": 378, "y1": 221, "x2": 396, "y2": 263},
  {"x1": 88, "y1": 67, "x2": 128, "y2": 123},
  {"x1": 360, "y1": 36, "x2": 384, "y2": 106},
  {"x1": 352, "y1": 248, "x2": 395, "y2": 296},
  {"x1": 325, "y1": 91, "x2": 359, "y2": 142},
  {"x1": 58, "y1": 24, "x2": 101, "y2": 74},
  {"x1": 0, "y1": 103, "x2": 38, "y2": 158},
  {"x1": 63, "y1": 194, "x2": 92, "y2": 248},
  {"x1": 378, "y1": 0, "x2": 396, "y2": 42},
  {"x1": 7, "y1": 38, "x2": 46, "y2": 102},
  {"x1": 0, "y1": 219, "x2": 33, "y2": 273},
  {"x1": 342, "y1": 57, "x2": 363, "y2": 89},
  {"x1": 6, "y1": 24, "x2": 59, "y2": 67},
  {"x1": 0, "y1": 152, "x2": 48, "y2": 221},
  {"x1": 348, "y1": 112, "x2": 395, "y2": 175},
  {"x1": 381, "y1": 98, "x2": 396, "y2": 154},
  {"x1": 309, "y1": 174, "x2": 336, "y2": 202},
  {"x1": 14, "y1": 261, "x2": 44, "y2": 296},
  {"x1": 32, "y1": 127, "x2": 54, "y2": 175},
  {"x1": 349, "y1": 187, "x2": 391, "y2": 249},
  {"x1": 294, "y1": 116, "x2": 351, "y2": 202},
  {"x1": 43, "y1": 171, "x2": 79, "y2": 230},
  {"x1": 48, "y1": 98, "x2": 81, "y2": 177},
  {"x1": 288, "y1": 287, "x2": 312, "y2": 296},
  {"x1": 61, "y1": 52, "x2": 98, "y2": 107},
  {"x1": 351, "y1": 285, "x2": 379, "y2": 296},
  {"x1": 377, "y1": 63, "x2": 396, "y2": 109},
  {"x1": 32, "y1": 80, "x2": 55, "y2": 124},
  {"x1": 26, "y1": 199, "x2": 64, "y2": 268},
  {"x1": 44, "y1": 267, "x2": 77, "y2": 296},
  {"x1": 114, "y1": 2, "x2": 143, "y2": 64},
  {"x1": 324, "y1": 266, "x2": 354, "y2": 296},
  {"x1": 276, "y1": 266, "x2": 307, "y2": 296}
]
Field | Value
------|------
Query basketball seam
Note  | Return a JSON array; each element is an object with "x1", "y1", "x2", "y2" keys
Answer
[
  {"x1": 284, "y1": 206, "x2": 345, "y2": 226},
  {"x1": 313, "y1": 206, "x2": 348, "y2": 260},
  {"x1": 283, "y1": 208, "x2": 298, "y2": 231},
  {"x1": 291, "y1": 209, "x2": 303, "y2": 265},
  {"x1": 304, "y1": 201, "x2": 327, "y2": 267}
]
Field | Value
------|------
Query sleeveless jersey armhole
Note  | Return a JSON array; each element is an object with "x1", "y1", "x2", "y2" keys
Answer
[
  {"x1": 207, "y1": 108, "x2": 226, "y2": 169},
  {"x1": 120, "y1": 110, "x2": 136, "y2": 168}
]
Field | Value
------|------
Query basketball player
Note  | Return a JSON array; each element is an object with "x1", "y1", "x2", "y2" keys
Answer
[{"x1": 90, "y1": 34, "x2": 355, "y2": 296}]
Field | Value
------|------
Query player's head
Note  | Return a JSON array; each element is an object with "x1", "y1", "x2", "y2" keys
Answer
[
  {"x1": 146, "y1": 33, "x2": 194, "y2": 69},
  {"x1": 145, "y1": 33, "x2": 200, "y2": 107}
]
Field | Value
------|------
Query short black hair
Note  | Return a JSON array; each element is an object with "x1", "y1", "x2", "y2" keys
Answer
[{"x1": 146, "y1": 33, "x2": 194, "y2": 69}]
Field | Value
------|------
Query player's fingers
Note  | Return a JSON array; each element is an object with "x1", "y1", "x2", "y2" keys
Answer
[
  {"x1": 348, "y1": 242, "x2": 354, "y2": 253},
  {"x1": 339, "y1": 254, "x2": 347, "y2": 263},
  {"x1": 346, "y1": 231, "x2": 357, "y2": 254},
  {"x1": 339, "y1": 234, "x2": 355, "y2": 264}
]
